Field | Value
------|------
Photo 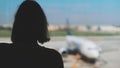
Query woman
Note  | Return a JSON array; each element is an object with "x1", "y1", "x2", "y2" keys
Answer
[{"x1": 0, "y1": 0, "x2": 64, "y2": 68}]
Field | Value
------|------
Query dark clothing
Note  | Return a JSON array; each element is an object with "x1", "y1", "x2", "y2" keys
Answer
[{"x1": 0, "y1": 43, "x2": 64, "y2": 68}]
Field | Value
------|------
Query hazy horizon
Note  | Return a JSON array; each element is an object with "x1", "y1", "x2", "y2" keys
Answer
[{"x1": 0, "y1": 0, "x2": 120, "y2": 25}]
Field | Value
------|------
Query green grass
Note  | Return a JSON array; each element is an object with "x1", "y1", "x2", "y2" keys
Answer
[
  {"x1": 75, "y1": 32, "x2": 119, "y2": 36},
  {"x1": 0, "y1": 30, "x2": 11, "y2": 37},
  {"x1": 49, "y1": 30, "x2": 66, "y2": 36},
  {"x1": 0, "y1": 29, "x2": 120, "y2": 37},
  {"x1": 49, "y1": 30, "x2": 120, "y2": 36}
]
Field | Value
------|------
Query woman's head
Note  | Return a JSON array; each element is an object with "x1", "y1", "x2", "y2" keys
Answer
[{"x1": 11, "y1": 0, "x2": 50, "y2": 44}]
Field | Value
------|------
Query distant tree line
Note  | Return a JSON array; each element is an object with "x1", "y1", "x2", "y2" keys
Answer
[{"x1": 0, "y1": 26, "x2": 12, "y2": 31}]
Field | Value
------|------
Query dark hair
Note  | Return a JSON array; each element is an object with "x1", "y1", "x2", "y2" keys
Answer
[{"x1": 11, "y1": 0, "x2": 50, "y2": 44}]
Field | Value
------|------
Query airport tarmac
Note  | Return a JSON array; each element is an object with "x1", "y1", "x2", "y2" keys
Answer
[{"x1": 0, "y1": 36, "x2": 120, "y2": 68}]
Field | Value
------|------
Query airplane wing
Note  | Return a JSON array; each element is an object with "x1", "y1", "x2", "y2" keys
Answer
[
  {"x1": 95, "y1": 40, "x2": 120, "y2": 53},
  {"x1": 43, "y1": 41, "x2": 68, "y2": 51}
]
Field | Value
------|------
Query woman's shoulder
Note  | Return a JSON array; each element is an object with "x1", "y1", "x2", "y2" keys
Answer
[
  {"x1": 41, "y1": 47, "x2": 64, "y2": 68},
  {"x1": 40, "y1": 46, "x2": 61, "y2": 57},
  {"x1": 0, "y1": 43, "x2": 12, "y2": 48}
]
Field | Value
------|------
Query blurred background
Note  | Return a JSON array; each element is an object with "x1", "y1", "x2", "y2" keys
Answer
[{"x1": 0, "y1": 0, "x2": 120, "y2": 68}]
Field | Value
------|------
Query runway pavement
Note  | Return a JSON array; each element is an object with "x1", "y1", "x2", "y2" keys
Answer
[
  {"x1": 0, "y1": 36, "x2": 120, "y2": 68},
  {"x1": 44, "y1": 37, "x2": 120, "y2": 68}
]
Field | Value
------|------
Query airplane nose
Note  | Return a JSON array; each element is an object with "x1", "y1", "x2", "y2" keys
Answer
[
  {"x1": 90, "y1": 51, "x2": 100, "y2": 58},
  {"x1": 84, "y1": 50, "x2": 100, "y2": 59}
]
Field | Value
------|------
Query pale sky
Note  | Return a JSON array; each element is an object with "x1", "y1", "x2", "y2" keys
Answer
[{"x1": 0, "y1": 0, "x2": 120, "y2": 25}]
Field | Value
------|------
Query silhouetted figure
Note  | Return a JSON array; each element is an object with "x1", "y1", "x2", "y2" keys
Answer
[{"x1": 0, "y1": 0, "x2": 64, "y2": 68}]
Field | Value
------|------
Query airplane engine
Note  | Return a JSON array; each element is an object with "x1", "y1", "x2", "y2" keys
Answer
[
  {"x1": 59, "y1": 47, "x2": 68, "y2": 57},
  {"x1": 80, "y1": 54, "x2": 97, "y2": 64}
]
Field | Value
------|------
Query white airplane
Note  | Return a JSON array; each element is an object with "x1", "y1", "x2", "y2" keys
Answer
[
  {"x1": 59, "y1": 35, "x2": 102, "y2": 64},
  {"x1": 59, "y1": 19, "x2": 102, "y2": 64}
]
